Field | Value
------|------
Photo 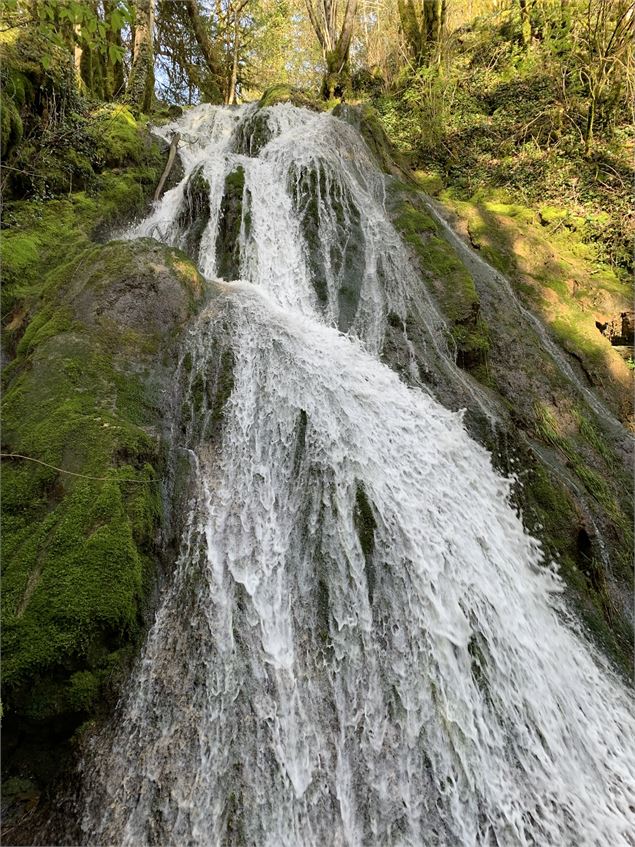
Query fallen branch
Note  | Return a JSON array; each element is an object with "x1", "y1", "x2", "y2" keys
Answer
[{"x1": 153, "y1": 131, "x2": 181, "y2": 202}]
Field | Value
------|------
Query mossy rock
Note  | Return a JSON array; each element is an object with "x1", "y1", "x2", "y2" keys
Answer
[
  {"x1": 333, "y1": 103, "x2": 412, "y2": 180},
  {"x1": 176, "y1": 165, "x2": 211, "y2": 262},
  {"x1": 1, "y1": 88, "x2": 23, "y2": 158},
  {"x1": 292, "y1": 161, "x2": 366, "y2": 331},
  {"x1": 258, "y1": 84, "x2": 325, "y2": 113},
  {"x1": 216, "y1": 165, "x2": 246, "y2": 280},
  {"x1": 1, "y1": 238, "x2": 206, "y2": 788},
  {"x1": 1, "y1": 114, "x2": 169, "y2": 326},
  {"x1": 232, "y1": 109, "x2": 273, "y2": 157},
  {"x1": 391, "y1": 185, "x2": 490, "y2": 369}
]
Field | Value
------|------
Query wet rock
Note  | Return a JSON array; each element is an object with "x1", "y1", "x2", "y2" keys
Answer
[
  {"x1": 216, "y1": 165, "x2": 246, "y2": 280},
  {"x1": 176, "y1": 165, "x2": 210, "y2": 261},
  {"x1": 232, "y1": 110, "x2": 273, "y2": 157}
]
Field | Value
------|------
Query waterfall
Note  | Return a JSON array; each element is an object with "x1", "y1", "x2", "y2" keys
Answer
[{"x1": 81, "y1": 104, "x2": 635, "y2": 846}]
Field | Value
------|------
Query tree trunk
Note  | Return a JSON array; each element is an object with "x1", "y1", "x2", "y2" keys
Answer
[
  {"x1": 73, "y1": 23, "x2": 85, "y2": 92},
  {"x1": 228, "y1": 20, "x2": 239, "y2": 105},
  {"x1": 306, "y1": 0, "x2": 358, "y2": 99},
  {"x1": 584, "y1": 94, "x2": 596, "y2": 154},
  {"x1": 334, "y1": 0, "x2": 358, "y2": 70},
  {"x1": 104, "y1": 0, "x2": 125, "y2": 98},
  {"x1": 125, "y1": 0, "x2": 155, "y2": 112},
  {"x1": 185, "y1": 0, "x2": 224, "y2": 101},
  {"x1": 398, "y1": 0, "x2": 446, "y2": 67},
  {"x1": 519, "y1": 0, "x2": 532, "y2": 48},
  {"x1": 398, "y1": 0, "x2": 423, "y2": 64}
]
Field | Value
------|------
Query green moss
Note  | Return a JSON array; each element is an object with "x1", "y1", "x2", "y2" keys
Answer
[
  {"x1": 512, "y1": 452, "x2": 632, "y2": 676},
  {"x1": 87, "y1": 104, "x2": 148, "y2": 168},
  {"x1": 1, "y1": 239, "x2": 203, "y2": 778},
  {"x1": 1, "y1": 88, "x2": 23, "y2": 157},
  {"x1": 393, "y1": 197, "x2": 490, "y2": 367},
  {"x1": 354, "y1": 483, "x2": 376, "y2": 560},
  {"x1": 551, "y1": 316, "x2": 607, "y2": 371},
  {"x1": 258, "y1": 84, "x2": 325, "y2": 112},
  {"x1": 1, "y1": 117, "x2": 166, "y2": 322},
  {"x1": 2, "y1": 335, "x2": 161, "y2": 716},
  {"x1": 333, "y1": 103, "x2": 411, "y2": 177},
  {"x1": 438, "y1": 186, "x2": 632, "y2": 407},
  {"x1": 67, "y1": 671, "x2": 101, "y2": 712},
  {"x1": 413, "y1": 169, "x2": 444, "y2": 195},
  {"x1": 534, "y1": 400, "x2": 630, "y2": 535},
  {"x1": 394, "y1": 201, "x2": 439, "y2": 238},
  {"x1": 573, "y1": 408, "x2": 616, "y2": 468}
]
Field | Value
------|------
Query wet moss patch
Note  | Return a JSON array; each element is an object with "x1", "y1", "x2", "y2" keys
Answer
[
  {"x1": 176, "y1": 165, "x2": 211, "y2": 262},
  {"x1": 258, "y1": 84, "x2": 326, "y2": 112},
  {"x1": 216, "y1": 166, "x2": 245, "y2": 281}
]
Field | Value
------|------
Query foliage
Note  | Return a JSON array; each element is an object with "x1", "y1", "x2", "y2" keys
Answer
[
  {"x1": 1, "y1": 105, "x2": 165, "y2": 323},
  {"x1": 371, "y1": 1, "x2": 635, "y2": 277},
  {"x1": 0, "y1": 0, "x2": 131, "y2": 71}
]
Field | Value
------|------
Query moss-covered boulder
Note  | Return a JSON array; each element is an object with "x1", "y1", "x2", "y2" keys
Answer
[
  {"x1": 1, "y1": 109, "x2": 173, "y2": 327},
  {"x1": 258, "y1": 84, "x2": 325, "y2": 113},
  {"x1": 1, "y1": 238, "x2": 206, "y2": 791}
]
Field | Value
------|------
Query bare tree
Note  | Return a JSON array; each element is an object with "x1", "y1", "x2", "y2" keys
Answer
[{"x1": 304, "y1": 0, "x2": 359, "y2": 97}]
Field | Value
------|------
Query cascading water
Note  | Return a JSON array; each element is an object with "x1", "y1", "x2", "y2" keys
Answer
[{"x1": 81, "y1": 104, "x2": 635, "y2": 846}]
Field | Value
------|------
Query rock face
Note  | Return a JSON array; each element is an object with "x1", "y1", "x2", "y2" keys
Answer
[
  {"x1": 1, "y1": 239, "x2": 207, "y2": 831},
  {"x1": 596, "y1": 311, "x2": 634, "y2": 347}
]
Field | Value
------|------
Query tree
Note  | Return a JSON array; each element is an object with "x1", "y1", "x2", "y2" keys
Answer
[
  {"x1": 519, "y1": 0, "x2": 532, "y2": 47},
  {"x1": 125, "y1": 0, "x2": 154, "y2": 111},
  {"x1": 155, "y1": 0, "x2": 220, "y2": 103},
  {"x1": 225, "y1": 0, "x2": 251, "y2": 104},
  {"x1": 184, "y1": 0, "x2": 225, "y2": 94},
  {"x1": 103, "y1": 0, "x2": 125, "y2": 98},
  {"x1": 304, "y1": 0, "x2": 359, "y2": 98},
  {"x1": 397, "y1": 0, "x2": 447, "y2": 67}
]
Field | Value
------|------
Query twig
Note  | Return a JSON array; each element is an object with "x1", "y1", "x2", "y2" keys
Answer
[{"x1": 0, "y1": 453, "x2": 158, "y2": 484}]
